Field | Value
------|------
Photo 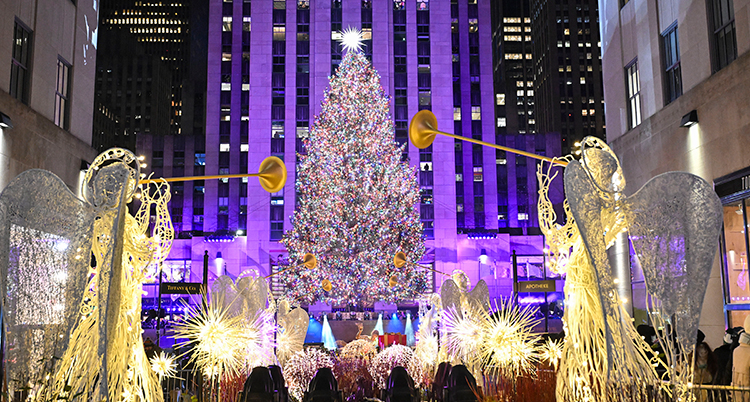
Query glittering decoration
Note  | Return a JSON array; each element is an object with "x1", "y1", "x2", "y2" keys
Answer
[
  {"x1": 150, "y1": 352, "x2": 178, "y2": 380},
  {"x1": 369, "y1": 345, "x2": 423, "y2": 389},
  {"x1": 414, "y1": 312, "x2": 439, "y2": 382},
  {"x1": 563, "y1": 137, "x2": 722, "y2": 399},
  {"x1": 0, "y1": 169, "x2": 96, "y2": 397},
  {"x1": 174, "y1": 289, "x2": 277, "y2": 386},
  {"x1": 280, "y1": 48, "x2": 426, "y2": 305},
  {"x1": 174, "y1": 296, "x2": 252, "y2": 382},
  {"x1": 340, "y1": 339, "x2": 377, "y2": 361},
  {"x1": 539, "y1": 339, "x2": 564, "y2": 370},
  {"x1": 0, "y1": 148, "x2": 173, "y2": 402},
  {"x1": 284, "y1": 348, "x2": 335, "y2": 401}
]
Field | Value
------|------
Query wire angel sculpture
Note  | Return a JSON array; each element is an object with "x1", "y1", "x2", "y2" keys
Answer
[
  {"x1": 0, "y1": 148, "x2": 174, "y2": 402},
  {"x1": 537, "y1": 137, "x2": 722, "y2": 401},
  {"x1": 439, "y1": 270, "x2": 489, "y2": 318}
]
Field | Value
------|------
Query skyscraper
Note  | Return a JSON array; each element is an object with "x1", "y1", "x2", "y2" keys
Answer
[
  {"x1": 96, "y1": 0, "x2": 208, "y2": 231},
  {"x1": 531, "y1": 0, "x2": 605, "y2": 154},
  {"x1": 142, "y1": 0, "x2": 564, "y2": 314}
]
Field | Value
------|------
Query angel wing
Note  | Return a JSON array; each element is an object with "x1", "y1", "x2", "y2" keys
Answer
[
  {"x1": 466, "y1": 279, "x2": 490, "y2": 312},
  {"x1": 211, "y1": 275, "x2": 240, "y2": 314},
  {"x1": 236, "y1": 275, "x2": 270, "y2": 316},
  {"x1": 625, "y1": 171, "x2": 722, "y2": 352},
  {"x1": 440, "y1": 278, "x2": 462, "y2": 318},
  {"x1": 277, "y1": 307, "x2": 309, "y2": 364},
  {"x1": 0, "y1": 170, "x2": 96, "y2": 392}
]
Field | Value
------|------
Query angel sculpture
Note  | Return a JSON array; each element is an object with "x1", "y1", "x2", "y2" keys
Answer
[
  {"x1": 439, "y1": 270, "x2": 489, "y2": 317},
  {"x1": 0, "y1": 148, "x2": 174, "y2": 402},
  {"x1": 538, "y1": 137, "x2": 722, "y2": 401}
]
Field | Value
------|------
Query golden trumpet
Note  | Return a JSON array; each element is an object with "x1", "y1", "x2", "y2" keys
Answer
[
  {"x1": 139, "y1": 156, "x2": 288, "y2": 192},
  {"x1": 389, "y1": 275, "x2": 398, "y2": 288},
  {"x1": 321, "y1": 279, "x2": 333, "y2": 292},
  {"x1": 392, "y1": 251, "x2": 450, "y2": 276},
  {"x1": 394, "y1": 251, "x2": 407, "y2": 269},
  {"x1": 265, "y1": 253, "x2": 317, "y2": 279},
  {"x1": 409, "y1": 110, "x2": 568, "y2": 167}
]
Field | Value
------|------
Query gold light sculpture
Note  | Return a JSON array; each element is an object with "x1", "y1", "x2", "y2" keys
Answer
[
  {"x1": 539, "y1": 339, "x2": 564, "y2": 371},
  {"x1": 39, "y1": 149, "x2": 174, "y2": 402},
  {"x1": 536, "y1": 160, "x2": 663, "y2": 401}
]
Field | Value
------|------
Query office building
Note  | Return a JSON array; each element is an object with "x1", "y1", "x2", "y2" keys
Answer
[
  {"x1": 531, "y1": 0, "x2": 605, "y2": 154},
  {"x1": 0, "y1": 0, "x2": 98, "y2": 191},
  {"x1": 143, "y1": 0, "x2": 564, "y2": 316},
  {"x1": 599, "y1": 0, "x2": 750, "y2": 346}
]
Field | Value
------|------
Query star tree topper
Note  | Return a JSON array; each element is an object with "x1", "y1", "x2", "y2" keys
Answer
[{"x1": 338, "y1": 27, "x2": 364, "y2": 53}]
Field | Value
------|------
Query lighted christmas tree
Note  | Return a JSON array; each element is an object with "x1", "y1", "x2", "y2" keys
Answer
[{"x1": 280, "y1": 29, "x2": 427, "y2": 306}]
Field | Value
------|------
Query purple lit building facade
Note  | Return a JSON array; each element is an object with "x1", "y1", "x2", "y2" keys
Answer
[{"x1": 137, "y1": 0, "x2": 564, "y2": 312}]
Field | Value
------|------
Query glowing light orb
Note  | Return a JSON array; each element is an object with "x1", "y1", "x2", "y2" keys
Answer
[{"x1": 338, "y1": 27, "x2": 364, "y2": 53}]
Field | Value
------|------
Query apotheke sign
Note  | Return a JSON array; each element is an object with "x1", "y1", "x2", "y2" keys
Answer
[{"x1": 517, "y1": 280, "x2": 556, "y2": 292}]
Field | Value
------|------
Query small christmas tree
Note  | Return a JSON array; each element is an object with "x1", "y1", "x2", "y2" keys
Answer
[{"x1": 280, "y1": 32, "x2": 426, "y2": 305}]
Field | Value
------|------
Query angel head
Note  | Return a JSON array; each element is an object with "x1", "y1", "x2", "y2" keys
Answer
[
  {"x1": 451, "y1": 270, "x2": 471, "y2": 292},
  {"x1": 579, "y1": 136, "x2": 626, "y2": 195}
]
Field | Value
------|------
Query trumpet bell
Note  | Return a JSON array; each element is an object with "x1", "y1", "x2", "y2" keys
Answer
[
  {"x1": 258, "y1": 156, "x2": 287, "y2": 193},
  {"x1": 303, "y1": 253, "x2": 317, "y2": 269},
  {"x1": 394, "y1": 251, "x2": 407, "y2": 269},
  {"x1": 321, "y1": 279, "x2": 332, "y2": 292},
  {"x1": 389, "y1": 275, "x2": 398, "y2": 288},
  {"x1": 409, "y1": 110, "x2": 438, "y2": 149}
]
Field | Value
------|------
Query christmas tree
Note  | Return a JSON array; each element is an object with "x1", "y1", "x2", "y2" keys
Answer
[{"x1": 280, "y1": 31, "x2": 426, "y2": 306}]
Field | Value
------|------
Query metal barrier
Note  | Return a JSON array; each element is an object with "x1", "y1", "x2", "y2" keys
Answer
[{"x1": 687, "y1": 383, "x2": 750, "y2": 402}]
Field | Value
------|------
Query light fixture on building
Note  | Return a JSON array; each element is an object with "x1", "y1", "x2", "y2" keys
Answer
[
  {"x1": 479, "y1": 248, "x2": 489, "y2": 264},
  {"x1": 680, "y1": 110, "x2": 699, "y2": 127},
  {"x1": 215, "y1": 251, "x2": 224, "y2": 275},
  {"x1": 0, "y1": 111, "x2": 13, "y2": 129}
]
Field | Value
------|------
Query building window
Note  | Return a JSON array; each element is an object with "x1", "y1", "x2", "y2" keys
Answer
[
  {"x1": 710, "y1": 0, "x2": 736, "y2": 71},
  {"x1": 662, "y1": 24, "x2": 682, "y2": 104},
  {"x1": 626, "y1": 59, "x2": 641, "y2": 129},
  {"x1": 223, "y1": 16, "x2": 232, "y2": 31},
  {"x1": 54, "y1": 57, "x2": 72, "y2": 130},
  {"x1": 10, "y1": 21, "x2": 32, "y2": 104},
  {"x1": 471, "y1": 106, "x2": 481, "y2": 120}
]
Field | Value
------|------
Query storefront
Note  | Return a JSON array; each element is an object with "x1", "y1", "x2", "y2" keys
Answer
[{"x1": 717, "y1": 167, "x2": 750, "y2": 329}]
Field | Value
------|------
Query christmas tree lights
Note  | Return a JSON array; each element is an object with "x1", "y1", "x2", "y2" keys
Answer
[{"x1": 280, "y1": 45, "x2": 426, "y2": 305}]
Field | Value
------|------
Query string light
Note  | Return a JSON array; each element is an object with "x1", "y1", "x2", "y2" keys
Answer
[{"x1": 279, "y1": 45, "x2": 426, "y2": 305}]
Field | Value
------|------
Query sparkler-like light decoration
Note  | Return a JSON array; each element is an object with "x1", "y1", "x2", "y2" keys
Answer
[
  {"x1": 539, "y1": 338, "x2": 564, "y2": 370},
  {"x1": 150, "y1": 352, "x2": 177, "y2": 380},
  {"x1": 443, "y1": 300, "x2": 541, "y2": 379},
  {"x1": 173, "y1": 297, "x2": 249, "y2": 382}
]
